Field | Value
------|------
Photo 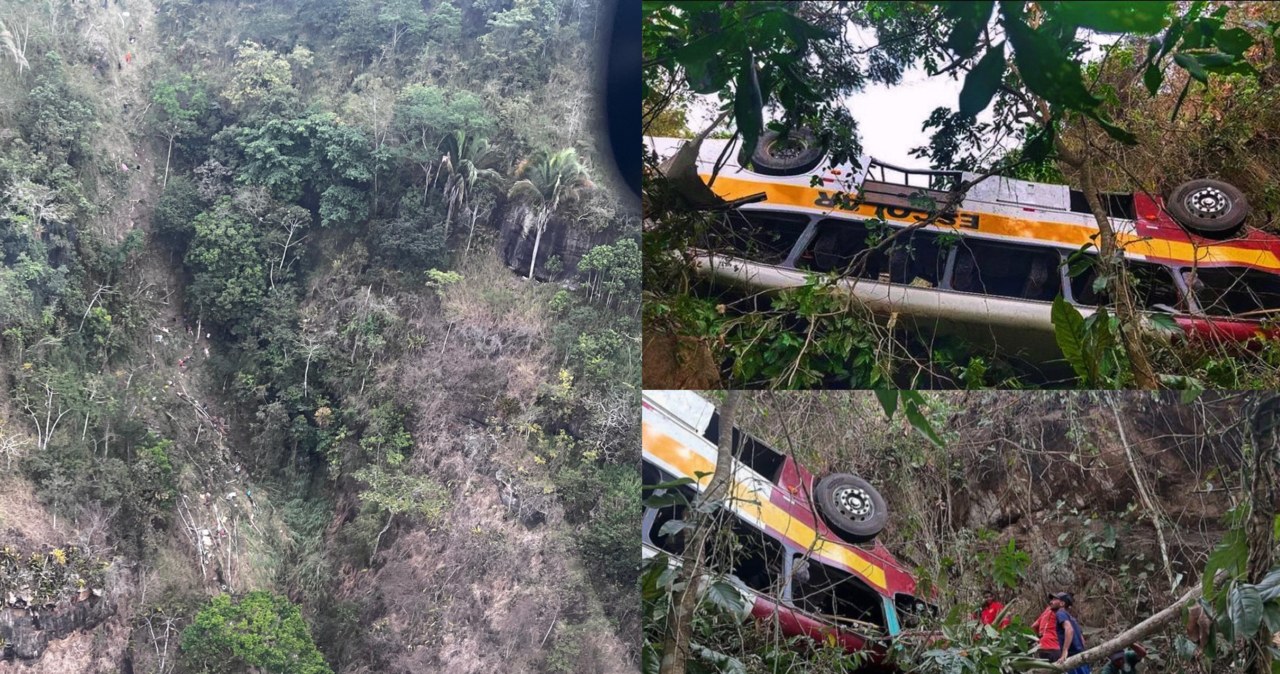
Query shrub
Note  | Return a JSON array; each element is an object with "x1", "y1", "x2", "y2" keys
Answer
[{"x1": 180, "y1": 591, "x2": 331, "y2": 674}]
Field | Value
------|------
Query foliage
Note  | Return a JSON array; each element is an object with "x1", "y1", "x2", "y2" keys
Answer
[
  {"x1": 224, "y1": 41, "x2": 302, "y2": 112},
  {"x1": 154, "y1": 176, "x2": 207, "y2": 246},
  {"x1": 19, "y1": 54, "x2": 98, "y2": 169},
  {"x1": 180, "y1": 591, "x2": 331, "y2": 674},
  {"x1": 185, "y1": 197, "x2": 268, "y2": 330}
]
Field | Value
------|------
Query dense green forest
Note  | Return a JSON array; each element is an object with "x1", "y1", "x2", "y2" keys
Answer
[
  {"x1": 643, "y1": 1, "x2": 1280, "y2": 390},
  {"x1": 0, "y1": 0, "x2": 639, "y2": 672}
]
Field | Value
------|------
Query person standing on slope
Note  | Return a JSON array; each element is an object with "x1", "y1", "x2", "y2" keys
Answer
[
  {"x1": 1048, "y1": 592, "x2": 1090, "y2": 674},
  {"x1": 975, "y1": 590, "x2": 1012, "y2": 629}
]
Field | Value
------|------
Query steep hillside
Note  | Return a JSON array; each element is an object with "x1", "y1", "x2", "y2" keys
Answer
[
  {"x1": 647, "y1": 391, "x2": 1279, "y2": 673},
  {"x1": 0, "y1": 1, "x2": 638, "y2": 672}
]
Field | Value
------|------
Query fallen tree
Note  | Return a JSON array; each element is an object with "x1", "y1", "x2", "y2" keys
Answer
[{"x1": 1026, "y1": 575, "x2": 1216, "y2": 672}]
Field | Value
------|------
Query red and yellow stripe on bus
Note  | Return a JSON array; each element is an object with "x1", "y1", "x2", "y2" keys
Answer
[
  {"x1": 643, "y1": 420, "x2": 889, "y2": 592},
  {"x1": 705, "y1": 175, "x2": 1280, "y2": 273}
]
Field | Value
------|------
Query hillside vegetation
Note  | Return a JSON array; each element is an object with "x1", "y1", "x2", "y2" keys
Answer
[
  {"x1": 0, "y1": 1, "x2": 639, "y2": 672},
  {"x1": 644, "y1": 391, "x2": 1280, "y2": 674}
]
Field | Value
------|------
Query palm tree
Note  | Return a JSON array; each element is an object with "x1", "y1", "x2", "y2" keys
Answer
[
  {"x1": 507, "y1": 148, "x2": 592, "y2": 280},
  {"x1": 438, "y1": 131, "x2": 501, "y2": 246}
]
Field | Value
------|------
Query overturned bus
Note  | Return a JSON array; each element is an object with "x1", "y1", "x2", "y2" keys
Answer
[
  {"x1": 642, "y1": 390, "x2": 935, "y2": 664},
  {"x1": 649, "y1": 132, "x2": 1280, "y2": 358}
]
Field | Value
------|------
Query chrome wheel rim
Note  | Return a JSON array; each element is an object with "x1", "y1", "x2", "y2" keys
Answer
[
  {"x1": 1185, "y1": 186, "x2": 1231, "y2": 219},
  {"x1": 833, "y1": 485, "x2": 873, "y2": 521}
]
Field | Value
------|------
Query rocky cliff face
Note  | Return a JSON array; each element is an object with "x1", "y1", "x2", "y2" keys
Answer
[
  {"x1": 499, "y1": 204, "x2": 615, "y2": 281},
  {"x1": 1, "y1": 597, "x2": 116, "y2": 662},
  {"x1": 0, "y1": 541, "x2": 117, "y2": 662}
]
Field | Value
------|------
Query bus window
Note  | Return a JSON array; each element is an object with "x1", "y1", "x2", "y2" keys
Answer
[
  {"x1": 805, "y1": 219, "x2": 950, "y2": 288},
  {"x1": 704, "y1": 210, "x2": 811, "y2": 265},
  {"x1": 1068, "y1": 190, "x2": 1136, "y2": 220},
  {"x1": 894, "y1": 594, "x2": 938, "y2": 629},
  {"x1": 1185, "y1": 267, "x2": 1280, "y2": 317},
  {"x1": 791, "y1": 558, "x2": 887, "y2": 632},
  {"x1": 703, "y1": 413, "x2": 786, "y2": 483},
  {"x1": 705, "y1": 515, "x2": 788, "y2": 595},
  {"x1": 1070, "y1": 258, "x2": 1182, "y2": 311},
  {"x1": 949, "y1": 239, "x2": 1061, "y2": 301},
  {"x1": 644, "y1": 483, "x2": 698, "y2": 555},
  {"x1": 806, "y1": 219, "x2": 874, "y2": 276}
]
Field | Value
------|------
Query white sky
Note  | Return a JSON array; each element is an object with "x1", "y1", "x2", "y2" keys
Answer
[{"x1": 686, "y1": 22, "x2": 1117, "y2": 171}]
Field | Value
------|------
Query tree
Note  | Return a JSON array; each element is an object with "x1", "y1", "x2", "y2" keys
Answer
[
  {"x1": 180, "y1": 592, "x2": 331, "y2": 674},
  {"x1": 393, "y1": 84, "x2": 494, "y2": 200},
  {"x1": 152, "y1": 75, "x2": 211, "y2": 189},
  {"x1": 577, "y1": 238, "x2": 640, "y2": 311},
  {"x1": 507, "y1": 148, "x2": 592, "y2": 279},
  {"x1": 185, "y1": 198, "x2": 267, "y2": 329},
  {"x1": 438, "y1": 130, "x2": 501, "y2": 240},
  {"x1": 223, "y1": 41, "x2": 299, "y2": 112}
]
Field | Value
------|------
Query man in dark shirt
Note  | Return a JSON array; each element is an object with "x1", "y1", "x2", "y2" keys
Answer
[{"x1": 1047, "y1": 592, "x2": 1090, "y2": 674}]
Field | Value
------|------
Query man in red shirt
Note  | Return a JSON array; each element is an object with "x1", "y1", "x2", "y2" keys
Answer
[
  {"x1": 976, "y1": 590, "x2": 1011, "y2": 629},
  {"x1": 1033, "y1": 597, "x2": 1062, "y2": 660}
]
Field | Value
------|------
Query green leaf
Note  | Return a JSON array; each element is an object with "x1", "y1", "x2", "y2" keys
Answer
[
  {"x1": 1143, "y1": 63, "x2": 1164, "y2": 95},
  {"x1": 1089, "y1": 110, "x2": 1137, "y2": 145},
  {"x1": 1174, "y1": 51, "x2": 1208, "y2": 83},
  {"x1": 1203, "y1": 528, "x2": 1248, "y2": 598},
  {"x1": 1214, "y1": 27, "x2": 1254, "y2": 55},
  {"x1": 904, "y1": 401, "x2": 944, "y2": 448},
  {"x1": 702, "y1": 578, "x2": 752, "y2": 621},
  {"x1": 641, "y1": 642, "x2": 661, "y2": 674},
  {"x1": 1022, "y1": 122, "x2": 1056, "y2": 162},
  {"x1": 780, "y1": 12, "x2": 837, "y2": 43},
  {"x1": 1175, "y1": 635, "x2": 1199, "y2": 659},
  {"x1": 1263, "y1": 603, "x2": 1280, "y2": 636},
  {"x1": 874, "y1": 390, "x2": 899, "y2": 418},
  {"x1": 1229, "y1": 583, "x2": 1264, "y2": 637},
  {"x1": 1055, "y1": 1, "x2": 1171, "y2": 34},
  {"x1": 959, "y1": 42, "x2": 1006, "y2": 118},
  {"x1": 1147, "y1": 312, "x2": 1178, "y2": 333},
  {"x1": 944, "y1": 1, "x2": 996, "y2": 60},
  {"x1": 1004, "y1": 17, "x2": 1100, "y2": 111},
  {"x1": 657, "y1": 518, "x2": 688, "y2": 537},
  {"x1": 1051, "y1": 295, "x2": 1088, "y2": 380}
]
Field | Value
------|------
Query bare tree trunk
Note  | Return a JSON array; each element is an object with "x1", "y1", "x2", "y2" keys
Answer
[
  {"x1": 1055, "y1": 139, "x2": 1158, "y2": 388},
  {"x1": 1110, "y1": 393, "x2": 1175, "y2": 589},
  {"x1": 658, "y1": 391, "x2": 742, "y2": 674},
  {"x1": 465, "y1": 206, "x2": 479, "y2": 255},
  {"x1": 527, "y1": 219, "x2": 545, "y2": 280},
  {"x1": 163, "y1": 134, "x2": 174, "y2": 190}
]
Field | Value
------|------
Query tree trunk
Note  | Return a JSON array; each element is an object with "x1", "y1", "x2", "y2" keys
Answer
[
  {"x1": 658, "y1": 391, "x2": 742, "y2": 674},
  {"x1": 527, "y1": 218, "x2": 545, "y2": 280},
  {"x1": 465, "y1": 206, "x2": 479, "y2": 255},
  {"x1": 163, "y1": 134, "x2": 174, "y2": 190},
  {"x1": 1055, "y1": 139, "x2": 1158, "y2": 388}
]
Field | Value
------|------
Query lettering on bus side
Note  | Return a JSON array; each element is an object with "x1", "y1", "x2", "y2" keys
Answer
[{"x1": 813, "y1": 192, "x2": 981, "y2": 228}]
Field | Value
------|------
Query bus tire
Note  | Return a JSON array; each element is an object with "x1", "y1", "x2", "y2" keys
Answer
[
  {"x1": 751, "y1": 128, "x2": 825, "y2": 176},
  {"x1": 1167, "y1": 179, "x2": 1249, "y2": 235},
  {"x1": 815, "y1": 473, "x2": 887, "y2": 543}
]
